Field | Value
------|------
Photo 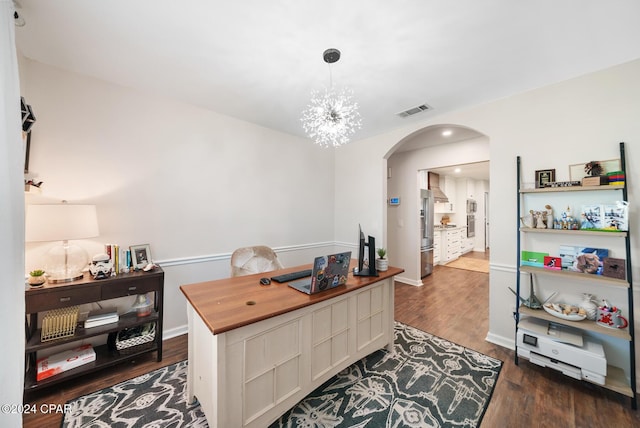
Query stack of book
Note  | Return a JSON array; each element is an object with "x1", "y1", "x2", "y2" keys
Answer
[
  {"x1": 607, "y1": 171, "x2": 625, "y2": 186},
  {"x1": 84, "y1": 307, "x2": 119, "y2": 328}
]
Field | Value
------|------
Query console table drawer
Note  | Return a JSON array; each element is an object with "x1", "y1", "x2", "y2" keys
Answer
[
  {"x1": 102, "y1": 277, "x2": 160, "y2": 299},
  {"x1": 26, "y1": 286, "x2": 101, "y2": 313}
]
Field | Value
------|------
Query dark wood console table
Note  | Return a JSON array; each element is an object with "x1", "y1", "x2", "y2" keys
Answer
[{"x1": 24, "y1": 267, "x2": 164, "y2": 395}]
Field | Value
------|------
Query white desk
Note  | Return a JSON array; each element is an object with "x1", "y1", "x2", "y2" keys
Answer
[{"x1": 180, "y1": 261, "x2": 403, "y2": 428}]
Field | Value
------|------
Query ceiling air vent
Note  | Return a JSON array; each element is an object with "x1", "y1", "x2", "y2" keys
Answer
[{"x1": 397, "y1": 103, "x2": 431, "y2": 118}]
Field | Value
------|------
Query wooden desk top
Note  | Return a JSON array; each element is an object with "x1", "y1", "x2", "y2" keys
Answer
[{"x1": 180, "y1": 260, "x2": 403, "y2": 335}]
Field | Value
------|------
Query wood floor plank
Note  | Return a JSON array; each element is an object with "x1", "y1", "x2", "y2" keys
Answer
[{"x1": 23, "y1": 252, "x2": 639, "y2": 427}]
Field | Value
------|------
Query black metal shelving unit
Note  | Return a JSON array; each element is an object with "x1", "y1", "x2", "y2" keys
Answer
[{"x1": 515, "y1": 142, "x2": 636, "y2": 409}]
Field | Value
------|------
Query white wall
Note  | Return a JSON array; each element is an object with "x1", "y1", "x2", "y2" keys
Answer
[
  {"x1": 335, "y1": 58, "x2": 640, "y2": 387},
  {"x1": 0, "y1": 3, "x2": 25, "y2": 427},
  {"x1": 20, "y1": 58, "x2": 339, "y2": 337}
]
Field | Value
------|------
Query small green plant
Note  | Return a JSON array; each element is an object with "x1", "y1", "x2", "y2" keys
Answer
[
  {"x1": 29, "y1": 269, "x2": 45, "y2": 277},
  {"x1": 377, "y1": 248, "x2": 387, "y2": 259}
]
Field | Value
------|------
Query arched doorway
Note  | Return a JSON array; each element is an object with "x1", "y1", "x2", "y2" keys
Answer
[{"x1": 383, "y1": 124, "x2": 490, "y2": 285}]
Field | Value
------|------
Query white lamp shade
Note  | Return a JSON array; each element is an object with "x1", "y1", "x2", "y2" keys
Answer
[{"x1": 26, "y1": 204, "x2": 99, "y2": 242}]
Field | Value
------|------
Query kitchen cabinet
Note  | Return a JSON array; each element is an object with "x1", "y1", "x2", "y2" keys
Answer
[
  {"x1": 442, "y1": 228, "x2": 462, "y2": 263},
  {"x1": 433, "y1": 231, "x2": 441, "y2": 265},
  {"x1": 434, "y1": 175, "x2": 457, "y2": 213},
  {"x1": 515, "y1": 143, "x2": 636, "y2": 408},
  {"x1": 466, "y1": 179, "x2": 476, "y2": 199},
  {"x1": 460, "y1": 227, "x2": 474, "y2": 254}
]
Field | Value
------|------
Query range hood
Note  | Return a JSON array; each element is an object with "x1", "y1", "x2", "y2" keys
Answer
[{"x1": 427, "y1": 172, "x2": 449, "y2": 203}]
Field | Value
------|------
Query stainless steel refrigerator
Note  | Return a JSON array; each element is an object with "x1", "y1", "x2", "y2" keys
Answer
[{"x1": 420, "y1": 189, "x2": 434, "y2": 277}]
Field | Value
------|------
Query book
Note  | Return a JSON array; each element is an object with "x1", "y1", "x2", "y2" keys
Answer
[
  {"x1": 580, "y1": 204, "x2": 603, "y2": 229},
  {"x1": 84, "y1": 307, "x2": 119, "y2": 328},
  {"x1": 521, "y1": 251, "x2": 548, "y2": 267},
  {"x1": 36, "y1": 344, "x2": 96, "y2": 381},
  {"x1": 543, "y1": 256, "x2": 561, "y2": 270}
]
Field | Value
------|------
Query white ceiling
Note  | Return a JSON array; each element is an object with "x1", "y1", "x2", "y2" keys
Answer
[{"x1": 13, "y1": 1, "x2": 640, "y2": 143}]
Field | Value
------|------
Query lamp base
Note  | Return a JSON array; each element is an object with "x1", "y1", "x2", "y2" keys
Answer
[
  {"x1": 44, "y1": 242, "x2": 89, "y2": 283},
  {"x1": 47, "y1": 272, "x2": 85, "y2": 284}
]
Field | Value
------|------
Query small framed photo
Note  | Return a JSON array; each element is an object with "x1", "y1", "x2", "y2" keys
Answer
[
  {"x1": 130, "y1": 244, "x2": 152, "y2": 270},
  {"x1": 535, "y1": 169, "x2": 555, "y2": 188},
  {"x1": 569, "y1": 159, "x2": 621, "y2": 181},
  {"x1": 543, "y1": 256, "x2": 562, "y2": 270}
]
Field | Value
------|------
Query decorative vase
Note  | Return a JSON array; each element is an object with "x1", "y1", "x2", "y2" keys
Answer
[
  {"x1": 375, "y1": 258, "x2": 388, "y2": 272},
  {"x1": 581, "y1": 293, "x2": 598, "y2": 321},
  {"x1": 28, "y1": 276, "x2": 46, "y2": 286}
]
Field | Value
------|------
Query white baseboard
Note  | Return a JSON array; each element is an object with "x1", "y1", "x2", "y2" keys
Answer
[
  {"x1": 485, "y1": 331, "x2": 515, "y2": 350},
  {"x1": 162, "y1": 324, "x2": 188, "y2": 341},
  {"x1": 394, "y1": 276, "x2": 423, "y2": 287}
]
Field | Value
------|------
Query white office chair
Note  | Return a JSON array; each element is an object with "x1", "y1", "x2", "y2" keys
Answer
[{"x1": 230, "y1": 245, "x2": 284, "y2": 277}]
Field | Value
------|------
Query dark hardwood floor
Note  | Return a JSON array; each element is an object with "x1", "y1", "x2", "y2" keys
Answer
[{"x1": 24, "y1": 251, "x2": 639, "y2": 427}]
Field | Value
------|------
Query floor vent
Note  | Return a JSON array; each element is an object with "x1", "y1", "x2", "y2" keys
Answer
[{"x1": 397, "y1": 103, "x2": 431, "y2": 118}]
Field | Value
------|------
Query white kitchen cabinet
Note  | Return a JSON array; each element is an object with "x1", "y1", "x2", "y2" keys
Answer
[
  {"x1": 434, "y1": 202, "x2": 455, "y2": 213},
  {"x1": 466, "y1": 179, "x2": 476, "y2": 199},
  {"x1": 433, "y1": 231, "x2": 441, "y2": 265},
  {"x1": 434, "y1": 176, "x2": 457, "y2": 213},
  {"x1": 460, "y1": 227, "x2": 474, "y2": 254},
  {"x1": 442, "y1": 228, "x2": 462, "y2": 263}
]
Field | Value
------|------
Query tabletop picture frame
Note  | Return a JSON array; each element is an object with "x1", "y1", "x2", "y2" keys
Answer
[
  {"x1": 569, "y1": 159, "x2": 621, "y2": 181},
  {"x1": 535, "y1": 169, "x2": 555, "y2": 188},
  {"x1": 130, "y1": 244, "x2": 152, "y2": 270}
]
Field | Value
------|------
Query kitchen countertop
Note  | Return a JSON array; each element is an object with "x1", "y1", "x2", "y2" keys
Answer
[{"x1": 433, "y1": 225, "x2": 466, "y2": 230}]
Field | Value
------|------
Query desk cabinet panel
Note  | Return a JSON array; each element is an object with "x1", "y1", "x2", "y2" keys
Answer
[
  {"x1": 244, "y1": 319, "x2": 302, "y2": 424},
  {"x1": 312, "y1": 297, "x2": 350, "y2": 380}
]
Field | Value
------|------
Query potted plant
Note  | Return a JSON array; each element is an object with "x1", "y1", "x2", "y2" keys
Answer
[
  {"x1": 28, "y1": 269, "x2": 46, "y2": 286},
  {"x1": 375, "y1": 248, "x2": 388, "y2": 272}
]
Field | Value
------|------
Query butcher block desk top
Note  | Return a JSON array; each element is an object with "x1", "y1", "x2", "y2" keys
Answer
[{"x1": 180, "y1": 260, "x2": 403, "y2": 335}]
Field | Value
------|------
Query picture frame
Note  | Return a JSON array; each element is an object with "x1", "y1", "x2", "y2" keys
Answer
[
  {"x1": 130, "y1": 244, "x2": 152, "y2": 270},
  {"x1": 535, "y1": 169, "x2": 555, "y2": 188},
  {"x1": 569, "y1": 159, "x2": 621, "y2": 181},
  {"x1": 23, "y1": 131, "x2": 31, "y2": 174}
]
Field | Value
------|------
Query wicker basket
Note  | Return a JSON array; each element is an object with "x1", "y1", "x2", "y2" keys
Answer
[
  {"x1": 41, "y1": 306, "x2": 79, "y2": 342},
  {"x1": 108, "y1": 323, "x2": 156, "y2": 354}
]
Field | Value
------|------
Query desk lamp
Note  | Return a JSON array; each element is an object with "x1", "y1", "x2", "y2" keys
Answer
[{"x1": 25, "y1": 203, "x2": 99, "y2": 283}]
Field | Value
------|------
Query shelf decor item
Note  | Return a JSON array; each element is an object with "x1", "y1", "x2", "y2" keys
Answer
[
  {"x1": 580, "y1": 293, "x2": 599, "y2": 321},
  {"x1": 109, "y1": 323, "x2": 156, "y2": 354},
  {"x1": 375, "y1": 248, "x2": 388, "y2": 272},
  {"x1": 27, "y1": 269, "x2": 46, "y2": 286},
  {"x1": 543, "y1": 302, "x2": 587, "y2": 321},
  {"x1": 535, "y1": 169, "x2": 555, "y2": 188},
  {"x1": 41, "y1": 306, "x2": 79, "y2": 342},
  {"x1": 603, "y1": 257, "x2": 626, "y2": 280},
  {"x1": 130, "y1": 244, "x2": 152, "y2": 270}
]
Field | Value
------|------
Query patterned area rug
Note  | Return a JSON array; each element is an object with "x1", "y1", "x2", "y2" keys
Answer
[
  {"x1": 62, "y1": 322, "x2": 501, "y2": 428},
  {"x1": 270, "y1": 322, "x2": 502, "y2": 427},
  {"x1": 62, "y1": 360, "x2": 207, "y2": 427}
]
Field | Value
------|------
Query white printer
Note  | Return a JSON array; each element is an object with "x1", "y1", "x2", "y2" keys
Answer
[{"x1": 517, "y1": 317, "x2": 607, "y2": 385}]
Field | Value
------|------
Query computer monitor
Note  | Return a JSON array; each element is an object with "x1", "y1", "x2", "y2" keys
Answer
[{"x1": 354, "y1": 224, "x2": 378, "y2": 277}]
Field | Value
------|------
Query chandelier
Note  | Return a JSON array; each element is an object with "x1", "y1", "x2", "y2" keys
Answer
[{"x1": 301, "y1": 48, "x2": 362, "y2": 148}]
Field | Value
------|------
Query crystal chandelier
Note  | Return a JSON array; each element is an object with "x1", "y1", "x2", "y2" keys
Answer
[{"x1": 301, "y1": 49, "x2": 362, "y2": 148}]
